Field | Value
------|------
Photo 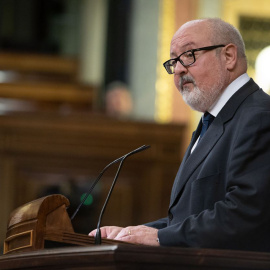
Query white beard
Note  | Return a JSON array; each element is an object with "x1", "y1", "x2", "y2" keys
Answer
[{"x1": 179, "y1": 75, "x2": 225, "y2": 112}]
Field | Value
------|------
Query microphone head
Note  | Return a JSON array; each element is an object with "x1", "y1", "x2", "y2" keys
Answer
[
  {"x1": 141, "y1": 145, "x2": 151, "y2": 150},
  {"x1": 129, "y1": 145, "x2": 150, "y2": 155}
]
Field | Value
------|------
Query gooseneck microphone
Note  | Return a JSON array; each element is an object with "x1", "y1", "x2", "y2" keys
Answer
[
  {"x1": 94, "y1": 145, "x2": 150, "y2": 245},
  {"x1": 70, "y1": 145, "x2": 150, "y2": 222},
  {"x1": 71, "y1": 155, "x2": 124, "y2": 220}
]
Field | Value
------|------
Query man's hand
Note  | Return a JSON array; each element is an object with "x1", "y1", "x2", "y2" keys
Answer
[
  {"x1": 89, "y1": 226, "x2": 123, "y2": 239},
  {"x1": 89, "y1": 225, "x2": 159, "y2": 246}
]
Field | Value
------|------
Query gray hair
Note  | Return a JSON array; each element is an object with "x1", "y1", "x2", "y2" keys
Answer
[
  {"x1": 182, "y1": 18, "x2": 247, "y2": 64},
  {"x1": 204, "y1": 18, "x2": 247, "y2": 62}
]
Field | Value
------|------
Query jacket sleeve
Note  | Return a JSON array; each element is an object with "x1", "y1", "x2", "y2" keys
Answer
[{"x1": 144, "y1": 217, "x2": 168, "y2": 229}]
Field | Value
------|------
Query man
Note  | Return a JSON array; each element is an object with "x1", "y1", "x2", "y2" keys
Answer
[{"x1": 89, "y1": 18, "x2": 270, "y2": 251}]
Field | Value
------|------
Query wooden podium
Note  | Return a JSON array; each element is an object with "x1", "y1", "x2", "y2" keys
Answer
[
  {"x1": 2, "y1": 242, "x2": 270, "y2": 269},
  {"x1": 2, "y1": 195, "x2": 270, "y2": 269},
  {"x1": 3, "y1": 194, "x2": 116, "y2": 254}
]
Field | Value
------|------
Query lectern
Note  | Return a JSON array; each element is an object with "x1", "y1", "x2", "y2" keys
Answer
[
  {"x1": 3, "y1": 194, "x2": 113, "y2": 254},
  {"x1": 3, "y1": 195, "x2": 270, "y2": 269}
]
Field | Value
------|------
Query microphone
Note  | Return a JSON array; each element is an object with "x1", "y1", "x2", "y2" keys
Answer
[
  {"x1": 94, "y1": 144, "x2": 150, "y2": 245},
  {"x1": 70, "y1": 145, "x2": 150, "y2": 221}
]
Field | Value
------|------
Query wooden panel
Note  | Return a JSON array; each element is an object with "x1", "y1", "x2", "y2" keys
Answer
[
  {"x1": 1, "y1": 245, "x2": 270, "y2": 269},
  {"x1": 0, "y1": 52, "x2": 96, "y2": 112},
  {"x1": 0, "y1": 82, "x2": 95, "y2": 105},
  {"x1": 0, "y1": 112, "x2": 185, "y2": 248},
  {"x1": 0, "y1": 52, "x2": 78, "y2": 76}
]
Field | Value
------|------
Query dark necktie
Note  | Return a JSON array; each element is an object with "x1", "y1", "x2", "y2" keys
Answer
[{"x1": 199, "y1": 112, "x2": 215, "y2": 141}]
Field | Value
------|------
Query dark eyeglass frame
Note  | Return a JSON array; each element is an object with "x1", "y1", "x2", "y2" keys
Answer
[{"x1": 163, "y1": 44, "x2": 225, "y2": 74}]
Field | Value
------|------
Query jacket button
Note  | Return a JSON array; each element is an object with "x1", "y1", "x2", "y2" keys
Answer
[{"x1": 168, "y1": 213, "x2": 173, "y2": 221}]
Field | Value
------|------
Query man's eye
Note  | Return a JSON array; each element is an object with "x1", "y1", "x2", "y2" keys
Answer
[
  {"x1": 170, "y1": 59, "x2": 177, "y2": 66},
  {"x1": 185, "y1": 52, "x2": 193, "y2": 58}
]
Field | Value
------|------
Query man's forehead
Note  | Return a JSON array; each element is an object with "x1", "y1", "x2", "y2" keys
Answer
[
  {"x1": 171, "y1": 40, "x2": 193, "y2": 51},
  {"x1": 170, "y1": 23, "x2": 210, "y2": 55},
  {"x1": 170, "y1": 35, "x2": 199, "y2": 57}
]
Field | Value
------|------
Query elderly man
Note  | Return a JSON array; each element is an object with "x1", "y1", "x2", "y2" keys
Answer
[{"x1": 89, "y1": 18, "x2": 270, "y2": 252}]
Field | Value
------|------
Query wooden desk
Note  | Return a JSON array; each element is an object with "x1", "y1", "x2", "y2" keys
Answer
[{"x1": 1, "y1": 244, "x2": 270, "y2": 270}]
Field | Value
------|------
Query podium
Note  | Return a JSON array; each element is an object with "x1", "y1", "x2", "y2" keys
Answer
[
  {"x1": 3, "y1": 194, "x2": 116, "y2": 254},
  {"x1": 2, "y1": 243, "x2": 270, "y2": 269},
  {"x1": 2, "y1": 195, "x2": 270, "y2": 269}
]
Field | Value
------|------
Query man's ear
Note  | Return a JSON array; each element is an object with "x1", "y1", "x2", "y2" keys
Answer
[{"x1": 224, "y1": 43, "x2": 238, "y2": 71}]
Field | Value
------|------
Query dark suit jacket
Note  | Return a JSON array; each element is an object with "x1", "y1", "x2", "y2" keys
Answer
[{"x1": 146, "y1": 79, "x2": 270, "y2": 252}]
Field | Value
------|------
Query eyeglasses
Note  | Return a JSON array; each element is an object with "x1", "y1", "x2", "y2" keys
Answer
[{"x1": 163, "y1": 45, "x2": 225, "y2": 74}]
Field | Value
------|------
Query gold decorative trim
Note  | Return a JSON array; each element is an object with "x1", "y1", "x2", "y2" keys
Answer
[{"x1": 155, "y1": 0, "x2": 175, "y2": 123}]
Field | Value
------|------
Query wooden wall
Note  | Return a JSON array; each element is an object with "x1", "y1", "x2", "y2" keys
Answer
[
  {"x1": 0, "y1": 42, "x2": 187, "y2": 253},
  {"x1": 0, "y1": 52, "x2": 95, "y2": 113},
  {"x1": 0, "y1": 112, "x2": 186, "y2": 249}
]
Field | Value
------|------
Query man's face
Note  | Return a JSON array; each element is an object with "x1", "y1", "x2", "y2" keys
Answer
[{"x1": 170, "y1": 22, "x2": 228, "y2": 112}]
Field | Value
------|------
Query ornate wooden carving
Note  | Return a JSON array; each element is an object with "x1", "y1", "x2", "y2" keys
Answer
[{"x1": 4, "y1": 194, "x2": 120, "y2": 254}]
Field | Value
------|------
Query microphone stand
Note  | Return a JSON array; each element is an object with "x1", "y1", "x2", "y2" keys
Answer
[
  {"x1": 94, "y1": 156, "x2": 127, "y2": 244},
  {"x1": 70, "y1": 145, "x2": 150, "y2": 221},
  {"x1": 70, "y1": 156, "x2": 123, "y2": 221},
  {"x1": 95, "y1": 145, "x2": 150, "y2": 244}
]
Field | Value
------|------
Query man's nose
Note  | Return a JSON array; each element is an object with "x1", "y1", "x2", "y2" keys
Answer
[{"x1": 174, "y1": 61, "x2": 188, "y2": 76}]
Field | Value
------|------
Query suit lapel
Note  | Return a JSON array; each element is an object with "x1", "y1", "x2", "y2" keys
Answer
[
  {"x1": 170, "y1": 117, "x2": 223, "y2": 206},
  {"x1": 169, "y1": 78, "x2": 260, "y2": 208},
  {"x1": 170, "y1": 121, "x2": 201, "y2": 203}
]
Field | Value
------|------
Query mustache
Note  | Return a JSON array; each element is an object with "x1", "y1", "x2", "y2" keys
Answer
[{"x1": 179, "y1": 75, "x2": 196, "y2": 89}]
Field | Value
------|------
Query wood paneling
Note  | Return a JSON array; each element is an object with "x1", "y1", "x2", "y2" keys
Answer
[
  {"x1": 0, "y1": 52, "x2": 96, "y2": 112},
  {"x1": 0, "y1": 52, "x2": 78, "y2": 77},
  {"x1": 2, "y1": 244, "x2": 270, "y2": 269},
  {"x1": 0, "y1": 112, "x2": 186, "y2": 248}
]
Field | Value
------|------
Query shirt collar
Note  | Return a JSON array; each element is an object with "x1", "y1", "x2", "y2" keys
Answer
[{"x1": 208, "y1": 73, "x2": 250, "y2": 117}]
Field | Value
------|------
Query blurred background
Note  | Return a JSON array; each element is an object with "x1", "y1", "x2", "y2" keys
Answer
[{"x1": 1, "y1": 0, "x2": 270, "y2": 252}]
